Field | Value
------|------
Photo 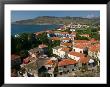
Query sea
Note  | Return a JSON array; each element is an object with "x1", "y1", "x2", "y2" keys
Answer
[{"x1": 11, "y1": 24, "x2": 63, "y2": 36}]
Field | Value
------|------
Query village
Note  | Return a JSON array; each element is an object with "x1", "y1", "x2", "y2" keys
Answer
[{"x1": 11, "y1": 23, "x2": 100, "y2": 77}]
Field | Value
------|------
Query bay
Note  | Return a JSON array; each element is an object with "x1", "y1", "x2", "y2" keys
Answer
[{"x1": 11, "y1": 24, "x2": 62, "y2": 36}]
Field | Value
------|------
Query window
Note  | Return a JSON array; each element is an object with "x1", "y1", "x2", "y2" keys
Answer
[
  {"x1": 48, "y1": 67, "x2": 51, "y2": 70},
  {"x1": 72, "y1": 69, "x2": 74, "y2": 71},
  {"x1": 60, "y1": 72, "x2": 62, "y2": 75},
  {"x1": 64, "y1": 66, "x2": 67, "y2": 68},
  {"x1": 80, "y1": 51, "x2": 82, "y2": 53},
  {"x1": 49, "y1": 74, "x2": 52, "y2": 77},
  {"x1": 67, "y1": 70, "x2": 69, "y2": 73}
]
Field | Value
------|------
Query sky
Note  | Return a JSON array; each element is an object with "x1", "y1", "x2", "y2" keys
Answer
[{"x1": 11, "y1": 11, "x2": 100, "y2": 22}]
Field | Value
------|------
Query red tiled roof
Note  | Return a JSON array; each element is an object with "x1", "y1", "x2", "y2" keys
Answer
[
  {"x1": 60, "y1": 32, "x2": 69, "y2": 34},
  {"x1": 23, "y1": 57, "x2": 30, "y2": 64},
  {"x1": 46, "y1": 30, "x2": 54, "y2": 34},
  {"x1": 58, "y1": 59, "x2": 77, "y2": 66},
  {"x1": 90, "y1": 38, "x2": 98, "y2": 43},
  {"x1": 50, "y1": 37, "x2": 60, "y2": 41},
  {"x1": 68, "y1": 51, "x2": 85, "y2": 57},
  {"x1": 45, "y1": 60, "x2": 53, "y2": 65},
  {"x1": 89, "y1": 44, "x2": 100, "y2": 52},
  {"x1": 34, "y1": 31, "x2": 43, "y2": 35},
  {"x1": 74, "y1": 43, "x2": 91, "y2": 49},
  {"x1": 79, "y1": 57, "x2": 90, "y2": 64},
  {"x1": 23, "y1": 56, "x2": 35, "y2": 64},
  {"x1": 80, "y1": 34, "x2": 89, "y2": 37},
  {"x1": 38, "y1": 44, "x2": 48, "y2": 48},
  {"x1": 71, "y1": 32, "x2": 76, "y2": 35},
  {"x1": 74, "y1": 40, "x2": 89, "y2": 43},
  {"x1": 61, "y1": 42, "x2": 72, "y2": 47},
  {"x1": 61, "y1": 38, "x2": 71, "y2": 40},
  {"x1": 60, "y1": 47, "x2": 70, "y2": 52}
]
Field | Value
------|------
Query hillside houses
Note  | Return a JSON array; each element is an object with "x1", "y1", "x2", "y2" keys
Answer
[
  {"x1": 52, "y1": 46, "x2": 70, "y2": 58},
  {"x1": 13, "y1": 22, "x2": 100, "y2": 77},
  {"x1": 80, "y1": 34, "x2": 90, "y2": 37},
  {"x1": 66, "y1": 23, "x2": 89, "y2": 30},
  {"x1": 88, "y1": 44, "x2": 100, "y2": 66}
]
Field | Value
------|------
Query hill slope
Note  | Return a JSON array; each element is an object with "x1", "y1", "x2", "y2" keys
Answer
[{"x1": 13, "y1": 16, "x2": 100, "y2": 26}]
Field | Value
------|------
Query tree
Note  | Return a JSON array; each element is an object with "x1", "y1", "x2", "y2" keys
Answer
[
  {"x1": 53, "y1": 64, "x2": 58, "y2": 77},
  {"x1": 11, "y1": 35, "x2": 16, "y2": 54},
  {"x1": 19, "y1": 50, "x2": 29, "y2": 62},
  {"x1": 52, "y1": 40, "x2": 60, "y2": 47},
  {"x1": 38, "y1": 66, "x2": 48, "y2": 77}
]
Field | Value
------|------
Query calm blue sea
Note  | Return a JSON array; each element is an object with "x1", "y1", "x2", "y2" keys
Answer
[{"x1": 11, "y1": 24, "x2": 62, "y2": 36}]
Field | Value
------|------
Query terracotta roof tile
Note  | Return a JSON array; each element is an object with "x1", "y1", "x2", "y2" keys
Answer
[
  {"x1": 79, "y1": 57, "x2": 90, "y2": 64},
  {"x1": 80, "y1": 34, "x2": 90, "y2": 37},
  {"x1": 74, "y1": 40, "x2": 89, "y2": 43},
  {"x1": 60, "y1": 32, "x2": 69, "y2": 34},
  {"x1": 50, "y1": 37, "x2": 60, "y2": 41},
  {"x1": 61, "y1": 42, "x2": 72, "y2": 47},
  {"x1": 89, "y1": 44, "x2": 100, "y2": 52},
  {"x1": 23, "y1": 56, "x2": 36, "y2": 64},
  {"x1": 38, "y1": 44, "x2": 48, "y2": 48},
  {"x1": 60, "y1": 47, "x2": 70, "y2": 52},
  {"x1": 46, "y1": 30, "x2": 54, "y2": 34},
  {"x1": 71, "y1": 32, "x2": 77, "y2": 35},
  {"x1": 45, "y1": 60, "x2": 53, "y2": 65},
  {"x1": 34, "y1": 31, "x2": 43, "y2": 35},
  {"x1": 90, "y1": 38, "x2": 98, "y2": 43},
  {"x1": 74, "y1": 43, "x2": 91, "y2": 49},
  {"x1": 68, "y1": 51, "x2": 85, "y2": 57},
  {"x1": 58, "y1": 59, "x2": 77, "y2": 66},
  {"x1": 61, "y1": 38, "x2": 71, "y2": 40}
]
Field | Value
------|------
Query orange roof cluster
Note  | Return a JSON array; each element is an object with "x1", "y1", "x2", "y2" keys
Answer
[
  {"x1": 45, "y1": 60, "x2": 53, "y2": 65},
  {"x1": 74, "y1": 40, "x2": 89, "y2": 43},
  {"x1": 58, "y1": 59, "x2": 77, "y2": 66},
  {"x1": 46, "y1": 30, "x2": 54, "y2": 34},
  {"x1": 11, "y1": 54, "x2": 20, "y2": 60},
  {"x1": 60, "y1": 47, "x2": 70, "y2": 52},
  {"x1": 71, "y1": 32, "x2": 77, "y2": 35},
  {"x1": 23, "y1": 56, "x2": 35, "y2": 64},
  {"x1": 89, "y1": 44, "x2": 100, "y2": 52},
  {"x1": 74, "y1": 43, "x2": 91, "y2": 49},
  {"x1": 79, "y1": 57, "x2": 90, "y2": 64},
  {"x1": 61, "y1": 38, "x2": 71, "y2": 40},
  {"x1": 34, "y1": 31, "x2": 43, "y2": 35},
  {"x1": 50, "y1": 37, "x2": 60, "y2": 41},
  {"x1": 61, "y1": 42, "x2": 72, "y2": 47},
  {"x1": 60, "y1": 32, "x2": 69, "y2": 34},
  {"x1": 90, "y1": 38, "x2": 98, "y2": 43},
  {"x1": 38, "y1": 44, "x2": 48, "y2": 48},
  {"x1": 68, "y1": 51, "x2": 85, "y2": 57}
]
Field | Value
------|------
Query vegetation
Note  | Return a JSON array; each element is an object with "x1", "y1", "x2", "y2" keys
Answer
[
  {"x1": 11, "y1": 31, "x2": 61, "y2": 58},
  {"x1": 76, "y1": 34, "x2": 89, "y2": 40},
  {"x1": 13, "y1": 16, "x2": 100, "y2": 26},
  {"x1": 38, "y1": 66, "x2": 49, "y2": 77},
  {"x1": 76, "y1": 27, "x2": 100, "y2": 40}
]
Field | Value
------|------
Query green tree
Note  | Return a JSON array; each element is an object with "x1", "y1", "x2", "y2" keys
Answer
[{"x1": 38, "y1": 66, "x2": 48, "y2": 77}]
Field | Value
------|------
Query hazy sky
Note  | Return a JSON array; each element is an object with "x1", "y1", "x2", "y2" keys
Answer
[{"x1": 11, "y1": 11, "x2": 100, "y2": 22}]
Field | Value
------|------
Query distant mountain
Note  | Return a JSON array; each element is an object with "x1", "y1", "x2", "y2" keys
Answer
[{"x1": 12, "y1": 16, "x2": 100, "y2": 26}]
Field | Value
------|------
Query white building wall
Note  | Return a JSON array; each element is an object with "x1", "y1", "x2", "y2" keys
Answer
[
  {"x1": 31, "y1": 54, "x2": 36, "y2": 58},
  {"x1": 62, "y1": 40, "x2": 70, "y2": 43},
  {"x1": 68, "y1": 54, "x2": 80, "y2": 61}
]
